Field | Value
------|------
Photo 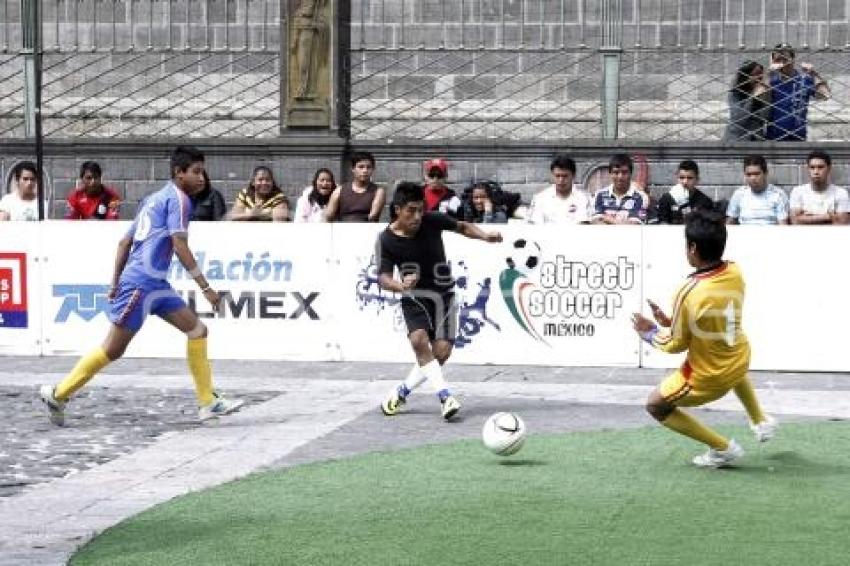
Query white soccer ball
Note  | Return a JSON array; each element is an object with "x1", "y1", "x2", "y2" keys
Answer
[
  {"x1": 482, "y1": 412, "x2": 527, "y2": 456},
  {"x1": 505, "y1": 238, "x2": 541, "y2": 277}
]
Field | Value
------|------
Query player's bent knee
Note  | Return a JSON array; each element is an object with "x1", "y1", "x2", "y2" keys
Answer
[
  {"x1": 646, "y1": 392, "x2": 673, "y2": 422},
  {"x1": 185, "y1": 321, "x2": 207, "y2": 339}
]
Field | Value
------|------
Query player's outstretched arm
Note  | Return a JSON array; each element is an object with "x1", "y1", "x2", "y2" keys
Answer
[
  {"x1": 456, "y1": 221, "x2": 503, "y2": 243},
  {"x1": 171, "y1": 235, "x2": 220, "y2": 308}
]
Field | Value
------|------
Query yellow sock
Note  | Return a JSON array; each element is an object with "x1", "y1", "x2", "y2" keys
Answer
[
  {"x1": 662, "y1": 408, "x2": 728, "y2": 450},
  {"x1": 732, "y1": 377, "x2": 766, "y2": 424},
  {"x1": 54, "y1": 347, "x2": 111, "y2": 401},
  {"x1": 187, "y1": 337, "x2": 215, "y2": 406}
]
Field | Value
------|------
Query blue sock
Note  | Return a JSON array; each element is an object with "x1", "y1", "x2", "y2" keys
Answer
[
  {"x1": 437, "y1": 388, "x2": 450, "y2": 402},
  {"x1": 398, "y1": 384, "x2": 411, "y2": 399}
]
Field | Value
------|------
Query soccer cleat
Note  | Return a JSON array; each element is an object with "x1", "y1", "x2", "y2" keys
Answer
[
  {"x1": 380, "y1": 386, "x2": 407, "y2": 416},
  {"x1": 39, "y1": 385, "x2": 67, "y2": 427},
  {"x1": 750, "y1": 415, "x2": 778, "y2": 443},
  {"x1": 692, "y1": 438, "x2": 744, "y2": 468},
  {"x1": 440, "y1": 395, "x2": 461, "y2": 421},
  {"x1": 198, "y1": 392, "x2": 244, "y2": 422}
]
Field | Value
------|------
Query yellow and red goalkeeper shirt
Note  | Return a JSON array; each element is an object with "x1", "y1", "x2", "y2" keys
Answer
[{"x1": 651, "y1": 261, "x2": 751, "y2": 389}]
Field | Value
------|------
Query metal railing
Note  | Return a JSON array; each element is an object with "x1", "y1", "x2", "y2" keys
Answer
[
  {"x1": 1, "y1": 1, "x2": 849, "y2": 142},
  {"x1": 0, "y1": 0, "x2": 281, "y2": 139},
  {"x1": 348, "y1": 0, "x2": 850, "y2": 142}
]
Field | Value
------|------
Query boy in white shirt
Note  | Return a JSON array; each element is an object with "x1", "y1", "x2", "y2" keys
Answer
[
  {"x1": 789, "y1": 150, "x2": 849, "y2": 225},
  {"x1": 527, "y1": 154, "x2": 591, "y2": 224},
  {"x1": 0, "y1": 161, "x2": 39, "y2": 221}
]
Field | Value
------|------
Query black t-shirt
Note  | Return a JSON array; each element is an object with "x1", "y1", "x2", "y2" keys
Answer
[
  {"x1": 377, "y1": 212, "x2": 459, "y2": 293},
  {"x1": 191, "y1": 187, "x2": 226, "y2": 221},
  {"x1": 656, "y1": 189, "x2": 714, "y2": 224}
]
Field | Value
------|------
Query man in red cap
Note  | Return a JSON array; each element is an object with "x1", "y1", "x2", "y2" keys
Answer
[{"x1": 423, "y1": 158, "x2": 461, "y2": 217}]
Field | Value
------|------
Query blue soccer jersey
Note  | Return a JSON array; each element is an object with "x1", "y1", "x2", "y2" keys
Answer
[
  {"x1": 120, "y1": 182, "x2": 193, "y2": 287},
  {"x1": 108, "y1": 182, "x2": 192, "y2": 331}
]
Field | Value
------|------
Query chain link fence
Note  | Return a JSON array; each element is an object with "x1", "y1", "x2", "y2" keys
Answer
[
  {"x1": 0, "y1": 0, "x2": 281, "y2": 140},
  {"x1": 1, "y1": 1, "x2": 849, "y2": 142},
  {"x1": 349, "y1": 0, "x2": 850, "y2": 142}
]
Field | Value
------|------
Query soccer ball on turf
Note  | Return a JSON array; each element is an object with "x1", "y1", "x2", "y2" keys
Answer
[
  {"x1": 505, "y1": 238, "x2": 541, "y2": 276},
  {"x1": 482, "y1": 412, "x2": 527, "y2": 456}
]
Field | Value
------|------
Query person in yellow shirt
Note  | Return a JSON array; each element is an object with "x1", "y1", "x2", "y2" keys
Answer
[{"x1": 632, "y1": 209, "x2": 777, "y2": 468}]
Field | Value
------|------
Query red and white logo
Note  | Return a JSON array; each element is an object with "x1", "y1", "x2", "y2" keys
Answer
[{"x1": 0, "y1": 252, "x2": 28, "y2": 328}]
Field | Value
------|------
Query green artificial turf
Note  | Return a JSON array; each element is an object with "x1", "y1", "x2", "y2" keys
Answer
[{"x1": 72, "y1": 422, "x2": 850, "y2": 566}]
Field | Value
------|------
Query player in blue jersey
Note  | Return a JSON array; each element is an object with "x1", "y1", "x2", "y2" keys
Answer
[{"x1": 39, "y1": 146, "x2": 243, "y2": 425}]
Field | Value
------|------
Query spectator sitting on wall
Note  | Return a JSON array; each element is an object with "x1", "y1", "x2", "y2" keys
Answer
[
  {"x1": 325, "y1": 151, "x2": 386, "y2": 222},
  {"x1": 191, "y1": 171, "x2": 226, "y2": 221},
  {"x1": 422, "y1": 158, "x2": 461, "y2": 217},
  {"x1": 228, "y1": 165, "x2": 289, "y2": 222},
  {"x1": 294, "y1": 167, "x2": 336, "y2": 223},
  {"x1": 461, "y1": 182, "x2": 509, "y2": 223},
  {"x1": 725, "y1": 60, "x2": 770, "y2": 141},
  {"x1": 765, "y1": 43, "x2": 830, "y2": 141},
  {"x1": 526, "y1": 154, "x2": 591, "y2": 224},
  {"x1": 726, "y1": 155, "x2": 789, "y2": 225},
  {"x1": 0, "y1": 161, "x2": 39, "y2": 221},
  {"x1": 591, "y1": 154, "x2": 647, "y2": 225},
  {"x1": 65, "y1": 161, "x2": 121, "y2": 220},
  {"x1": 789, "y1": 150, "x2": 849, "y2": 225},
  {"x1": 656, "y1": 160, "x2": 715, "y2": 225}
]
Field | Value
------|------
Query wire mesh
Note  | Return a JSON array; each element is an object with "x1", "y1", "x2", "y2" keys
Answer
[
  {"x1": 0, "y1": 0, "x2": 281, "y2": 139},
  {"x1": 349, "y1": 0, "x2": 850, "y2": 143}
]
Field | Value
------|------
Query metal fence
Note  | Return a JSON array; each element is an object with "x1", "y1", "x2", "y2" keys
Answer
[
  {"x1": 0, "y1": 0, "x2": 281, "y2": 139},
  {"x1": 1, "y1": 1, "x2": 849, "y2": 142},
  {"x1": 348, "y1": 0, "x2": 850, "y2": 142}
]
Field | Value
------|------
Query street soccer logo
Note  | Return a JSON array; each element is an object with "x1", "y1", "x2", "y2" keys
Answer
[{"x1": 499, "y1": 238, "x2": 547, "y2": 343}]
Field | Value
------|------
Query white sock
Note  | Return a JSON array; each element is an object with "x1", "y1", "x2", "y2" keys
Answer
[
  {"x1": 420, "y1": 359, "x2": 450, "y2": 398},
  {"x1": 402, "y1": 363, "x2": 427, "y2": 393}
]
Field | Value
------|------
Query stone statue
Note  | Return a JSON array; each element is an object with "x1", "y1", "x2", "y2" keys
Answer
[{"x1": 291, "y1": 0, "x2": 327, "y2": 100}]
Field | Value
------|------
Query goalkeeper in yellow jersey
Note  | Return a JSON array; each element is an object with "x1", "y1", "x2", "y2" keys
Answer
[{"x1": 631, "y1": 210, "x2": 777, "y2": 468}]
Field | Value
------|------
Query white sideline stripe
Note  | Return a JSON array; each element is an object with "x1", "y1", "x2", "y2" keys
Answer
[{"x1": 0, "y1": 380, "x2": 389, "y2": 566}]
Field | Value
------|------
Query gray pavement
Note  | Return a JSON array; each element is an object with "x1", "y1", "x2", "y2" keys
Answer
[{"x1": 1, "y1": 356, "x2": 848, "y2": 565}]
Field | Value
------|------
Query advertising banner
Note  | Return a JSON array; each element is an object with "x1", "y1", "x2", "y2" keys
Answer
[
  {"x1": 41, "y1": 222, "x2": 334, "y2": 361},
  {"x1": 0, "y1": 222, "x2": 42, "y2": 355},
  {"x1": 334, "y1": 224, "x2": 643, "y2": 366}
]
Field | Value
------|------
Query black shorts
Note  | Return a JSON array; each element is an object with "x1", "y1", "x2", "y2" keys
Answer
[{"x1": 400, "y1": 291, "x2": 457, "y2": 342}]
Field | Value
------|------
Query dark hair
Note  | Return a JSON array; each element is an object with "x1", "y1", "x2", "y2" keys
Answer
[
  {"x1": 79, "y1": 161, "x2": 102, "y2": 179},
  {"x1": 248, "y1": 165, "x2": 282, "y2": 197},
  {"x1": 731, "y1": 61, "x2": 763, "y2": 96},
  {"x1": 608, "y1": 153, "x2": 633, "y2": 174},
  {"x1": 390, "y1": 181, "x2": 424, "y2": 220},
  {"x1": 678, "y1": 160, "x2": 700, "y2": 176},
  {"x1": 309, "y1": 168, "x2": 335, "y2": 206},
  {"x1": 685, "y1": 209, "x2": 727, "y2": 262},
  {"x1": 350, "y1": 151, "x2": 376, "y2": 168},
  {"x1": 550, "y1": 154, "x2": 577, "y2": 174},
  {"x1": 772, "y1": 42, "x2": 795, "y2": 60},
  {"x1": 170, "y1": 146, "x2": 204, "y2": 177},
  {"x1": 743, "y1": 155, "x2": 768, "y2": 173},
  {"x1": 12, "y1": 160, "x2": 37, "y2": 180},
  {"x1": 807, "y1": 150, "x2": 832, "y2": 168},
  {"x1": 201, "y1": 170, "x2": 212, "y2": 192}
]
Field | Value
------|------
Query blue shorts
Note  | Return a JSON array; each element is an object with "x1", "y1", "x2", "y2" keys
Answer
[{"x1": 108, "y1": 280, "x2": 187, "y2": 332}]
